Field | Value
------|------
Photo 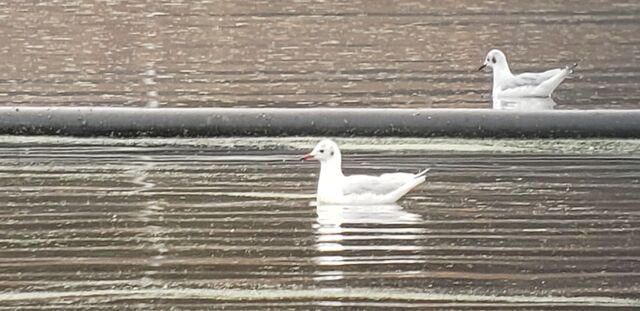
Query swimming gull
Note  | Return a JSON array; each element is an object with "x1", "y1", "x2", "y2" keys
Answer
[
  {"x1": 479, "y1": 49, "x2": 577, "y2": 98},
  {"x1": 301, "y1": 139, "x2": 429, "y2": 205}
]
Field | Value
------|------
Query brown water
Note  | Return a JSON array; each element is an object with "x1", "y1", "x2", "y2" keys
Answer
[
  {"x1": 1, "y1": 136, "x2": 639, "y2": 309},
  {"x1": 0, "y1": 1, "x2": 639, "y2": 109}
]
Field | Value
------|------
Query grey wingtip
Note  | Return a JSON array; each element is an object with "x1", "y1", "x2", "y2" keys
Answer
[
  {"x1": 566, "y1": 62, "x2": 579, "y2": 74},
  {"x1": 416, "y1": 168, "x2": 430, "y2": 178}
]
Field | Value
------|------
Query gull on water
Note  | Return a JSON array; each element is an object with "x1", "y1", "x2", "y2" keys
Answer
[
  {"x1": 479, "y1": 49, "x2": 577, "y2": 98},
  {"x1": 301, "y1": 139, "x2": 429, "y2": 205}
]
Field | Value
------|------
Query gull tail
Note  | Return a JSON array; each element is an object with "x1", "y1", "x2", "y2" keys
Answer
[
  {"x1": 565, "y1": 63, "x2": 578, "y2": 74},
  {"x1": 537, "y1": 64, "x2": 577, "y2": 96},
  {"x1": 384, "y1": 169, "x2": 429, "y2": 203},
  {"x1": 415, "y1": 168, "x2": 430, "y2": 178}
]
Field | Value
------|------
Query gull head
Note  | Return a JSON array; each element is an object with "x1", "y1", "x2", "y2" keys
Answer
[
  {"x1": 478, "y1": 49, "x2": 507, "y2": 71},
  {"x1": 301, "y1": 139, "x2": 341, "y2": 163}
]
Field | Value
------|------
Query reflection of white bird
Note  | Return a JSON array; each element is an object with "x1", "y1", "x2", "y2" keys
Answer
[
  {"x1": 313, "y1": 203, "x2": 425, "y2": 279},
  {"x1": 301, "y1": 139, "x2": 428, "y2": 205},
  {"x1": 314, "y1": 204, "x2": 423, "y2": 254},
  {"x1": 492, "y1": 97, "x2": 557, "y2": 110},
  {"x1": 316, "y1": 204, "x2": 423, "y2": 226},
  {"x1": 479, "y1": 49, "x2": 577, "y2": 98}
]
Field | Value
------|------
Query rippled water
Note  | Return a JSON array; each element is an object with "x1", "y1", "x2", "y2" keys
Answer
[
  {"x1": 1, "y1": 136, "x2": 639, "y2": 309},
  {"x1": 0, "y1": 1, "x2": 639, "y2": 109}
]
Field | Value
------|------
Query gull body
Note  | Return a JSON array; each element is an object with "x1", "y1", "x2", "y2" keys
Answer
[
  {"x1": 479, "y1": 49, "x2": 577, "y2": 98},
  {"x1": 492, "y1": 97, "x2": 557, "y2": 111},
  {"x1": 302, "y1": 139, "x2": 428, "y2": 205}
]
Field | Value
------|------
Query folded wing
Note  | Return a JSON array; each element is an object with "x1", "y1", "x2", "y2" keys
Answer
[
  {"x1": 500, "y1": 68, "x2": 562, "y2": 91},
  {"x1": 341, "y1": 172, "x2": 416, "y2": 196}
]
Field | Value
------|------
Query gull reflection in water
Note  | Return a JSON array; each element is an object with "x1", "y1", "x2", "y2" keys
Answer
[
  {"x1": 312, "y1": 203, "x2": 425, "y2": 282},
  {"x1": 492, "y1": 97, "x2": 557, "y2": 110}
]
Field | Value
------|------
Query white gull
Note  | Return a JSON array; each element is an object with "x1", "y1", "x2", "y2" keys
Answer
[
  {"x1": 479, "y1": 49, "x2": 577, "y2": 98},
  {"x1": 302, "y1": 139, "x2": 428, "y2": 205}
]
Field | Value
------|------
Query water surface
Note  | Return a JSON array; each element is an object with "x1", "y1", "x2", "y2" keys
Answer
[
  {"x1": 0, "y1": 136, "x2": 639, "y2": 309},
  {"x1": 0, "y1": 1, "x2": 638, "y2": 109}
]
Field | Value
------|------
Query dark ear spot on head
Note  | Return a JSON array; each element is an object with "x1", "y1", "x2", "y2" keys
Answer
[
  {"x1": 330, "y1": 151, "x2": 334, "y2": 156},
  {"x1": 492, "y1": 57, "x2": 497, "y2": 64}
]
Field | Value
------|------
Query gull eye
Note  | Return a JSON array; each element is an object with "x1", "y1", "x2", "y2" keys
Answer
[
  {"x1": 492, "y1": 57, "x2": 497, "y2": 64},
  {"x1": 319, "y1": 149, "x2": 324, "y2": 153}
]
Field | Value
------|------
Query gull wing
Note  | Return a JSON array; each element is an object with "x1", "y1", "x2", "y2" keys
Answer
[
  {"x1": 500, "y1": 68, "x2": 562, "y2": 92},
  {"x1": 341, "y1": 172, "x2": 414, "y2": 196}
]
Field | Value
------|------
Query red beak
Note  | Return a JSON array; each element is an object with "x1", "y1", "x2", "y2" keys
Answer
[{"x1": 300, "y1": 153, "x2": 314, "y2": 161}]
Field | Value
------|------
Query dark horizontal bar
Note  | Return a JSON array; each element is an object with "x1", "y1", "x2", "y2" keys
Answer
[{"x1": 1, "y1": 106, "x2": 639, "y2": 138}]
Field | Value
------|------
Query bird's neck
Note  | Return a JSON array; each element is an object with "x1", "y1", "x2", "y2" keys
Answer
[
  {"x1": 318, "y1": 158, "x2": 344, "y2": 198},
  {"x1": 319, "y1": 157, "x2": 344, "y2": 181},
  {"x1": 491, "y1": 63, "x2": 513, "y2": 96},
  {"x1": 493, "y1": 63, "x2": 513, "y2": 83}
]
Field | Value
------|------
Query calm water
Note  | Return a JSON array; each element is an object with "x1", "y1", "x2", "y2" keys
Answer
[
  {"x1": 0, "y1": 1, "x2": 639, "y2": 109},
  {"x1": 0, "y1": 136, "x2": 639, "y2": 309}
]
